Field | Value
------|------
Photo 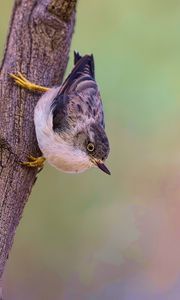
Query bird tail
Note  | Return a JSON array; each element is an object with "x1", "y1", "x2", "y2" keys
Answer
[
  {"x1": 73, "y1": 51, "x2": 95, "y2": 78},
  {"x1": 74, "y1": 51, "x2": 82, "y2": 64},
  {"x1": 60, "y1": 51, "x2": 95, "y2": 94}
]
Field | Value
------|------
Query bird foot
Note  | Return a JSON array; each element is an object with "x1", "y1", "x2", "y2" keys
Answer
[
  {"x1": 9, "y1": 72, "x2": 49, "y2": 92},
  {"x1": 21, "y1": 155, "x2": 46, "y2": 168}
]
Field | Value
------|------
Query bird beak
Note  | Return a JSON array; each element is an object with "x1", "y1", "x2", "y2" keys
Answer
[{"x1": 91, "y1": 158, "x2": 111, "y2": 175}]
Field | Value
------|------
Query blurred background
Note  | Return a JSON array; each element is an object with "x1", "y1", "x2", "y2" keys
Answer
[{"x1": 1, "y1": 0, "x2": 180, "y2": 299}]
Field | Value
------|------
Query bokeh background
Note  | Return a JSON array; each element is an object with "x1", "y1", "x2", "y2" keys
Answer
[{"x1": 1, "y1": 1, "x2": 180, "y2": 299}]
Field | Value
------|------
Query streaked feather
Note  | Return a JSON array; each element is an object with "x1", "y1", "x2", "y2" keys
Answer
[{"x1": 51, "y1": 52, "x2": 105, "y2": 133}]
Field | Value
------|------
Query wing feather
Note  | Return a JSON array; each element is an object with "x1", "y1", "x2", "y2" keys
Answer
[{"x1": 51, "y1": 52, "x2": 105, "y2": 133}]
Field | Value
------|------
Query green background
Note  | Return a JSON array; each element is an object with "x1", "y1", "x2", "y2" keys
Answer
[{"x1": 1, "y1": 1, "x2": 180, "y2": 299}]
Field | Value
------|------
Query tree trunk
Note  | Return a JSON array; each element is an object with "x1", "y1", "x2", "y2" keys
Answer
[{"x1": 0, "y1": 0, "x2": 77, "y2": 278}]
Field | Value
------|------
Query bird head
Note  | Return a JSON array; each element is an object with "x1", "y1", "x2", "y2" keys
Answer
[{"x1": 73, "y1": 123, "x2": 110, "y2": 175}]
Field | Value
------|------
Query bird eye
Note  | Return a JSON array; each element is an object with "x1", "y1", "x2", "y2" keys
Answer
[{"x1": 87, "y1": 142, "x2": 95, "y2": 152}]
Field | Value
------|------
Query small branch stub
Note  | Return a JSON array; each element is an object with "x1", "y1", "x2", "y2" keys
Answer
[{"x1": 48, "y1": 0, "x2": 77, "y2": 22}]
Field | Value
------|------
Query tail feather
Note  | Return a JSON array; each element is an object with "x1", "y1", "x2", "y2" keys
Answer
[
  {"x1": 60, "y1": 52, "x2": 95, "y2": 94},
  {"x1": 74, "y1": 51, "x2": 82, "y2": 64},
  {"x1": 73, "y1": 51, "x2": 94, "y2": 78}
]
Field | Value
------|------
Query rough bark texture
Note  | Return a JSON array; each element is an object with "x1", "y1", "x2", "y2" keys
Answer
[{"x1": 0, "y1": 0, "x2": 77, "y2": 278}]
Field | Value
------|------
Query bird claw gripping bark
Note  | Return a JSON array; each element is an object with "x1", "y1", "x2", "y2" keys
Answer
[
  {"x1": 9, "y1": 72, "x2": 49, "y2": 92},
  {"x1": 20, "y1": 155, "x2": 46, "y2": 168}
]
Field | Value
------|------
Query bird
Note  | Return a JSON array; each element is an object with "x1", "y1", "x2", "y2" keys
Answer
[{"x1": 10, "y1": 52, "x2": 110, "y2": 175}]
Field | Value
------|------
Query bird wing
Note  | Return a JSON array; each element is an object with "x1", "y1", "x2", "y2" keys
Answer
[{"x1": 51, "y1": 52, "x2": 105, "y2": 132}]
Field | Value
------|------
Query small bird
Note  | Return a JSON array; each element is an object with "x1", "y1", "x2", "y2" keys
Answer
[{"x1": 10, "y1": 52, "x2": 110, "y2": 175}]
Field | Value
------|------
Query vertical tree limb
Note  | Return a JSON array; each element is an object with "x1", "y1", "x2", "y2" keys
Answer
[{"x1": 0, "y1": 0, "x2": 77, "y2": 278}]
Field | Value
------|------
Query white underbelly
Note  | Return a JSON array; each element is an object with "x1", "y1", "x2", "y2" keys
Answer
[
  {"x1": 46, "y1": 154, "x2": 91, "y2": 173},
  {"x1": 40, "y1": 135, "x2": 92, "y2": 173}
]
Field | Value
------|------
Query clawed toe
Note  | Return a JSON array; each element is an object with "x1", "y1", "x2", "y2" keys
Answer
[
  {"x1": 9, "y1": 72, "x2": 49, "y2": 92},
  {"x1": 20, "y1": 156, "x2": 46, "y2": 168}
]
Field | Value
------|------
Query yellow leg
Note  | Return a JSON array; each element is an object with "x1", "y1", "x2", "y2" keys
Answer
[
  {"x1": 21, "y1": 155, "x2": 46, "y2": 168},
  {"x1": 9, "y1": 72, "x2": 50, "y2": 92}
]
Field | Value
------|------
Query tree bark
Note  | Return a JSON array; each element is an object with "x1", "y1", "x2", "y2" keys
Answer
[{"x1": 0, "y1": 0, "x2": 77, "y2": 278}]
